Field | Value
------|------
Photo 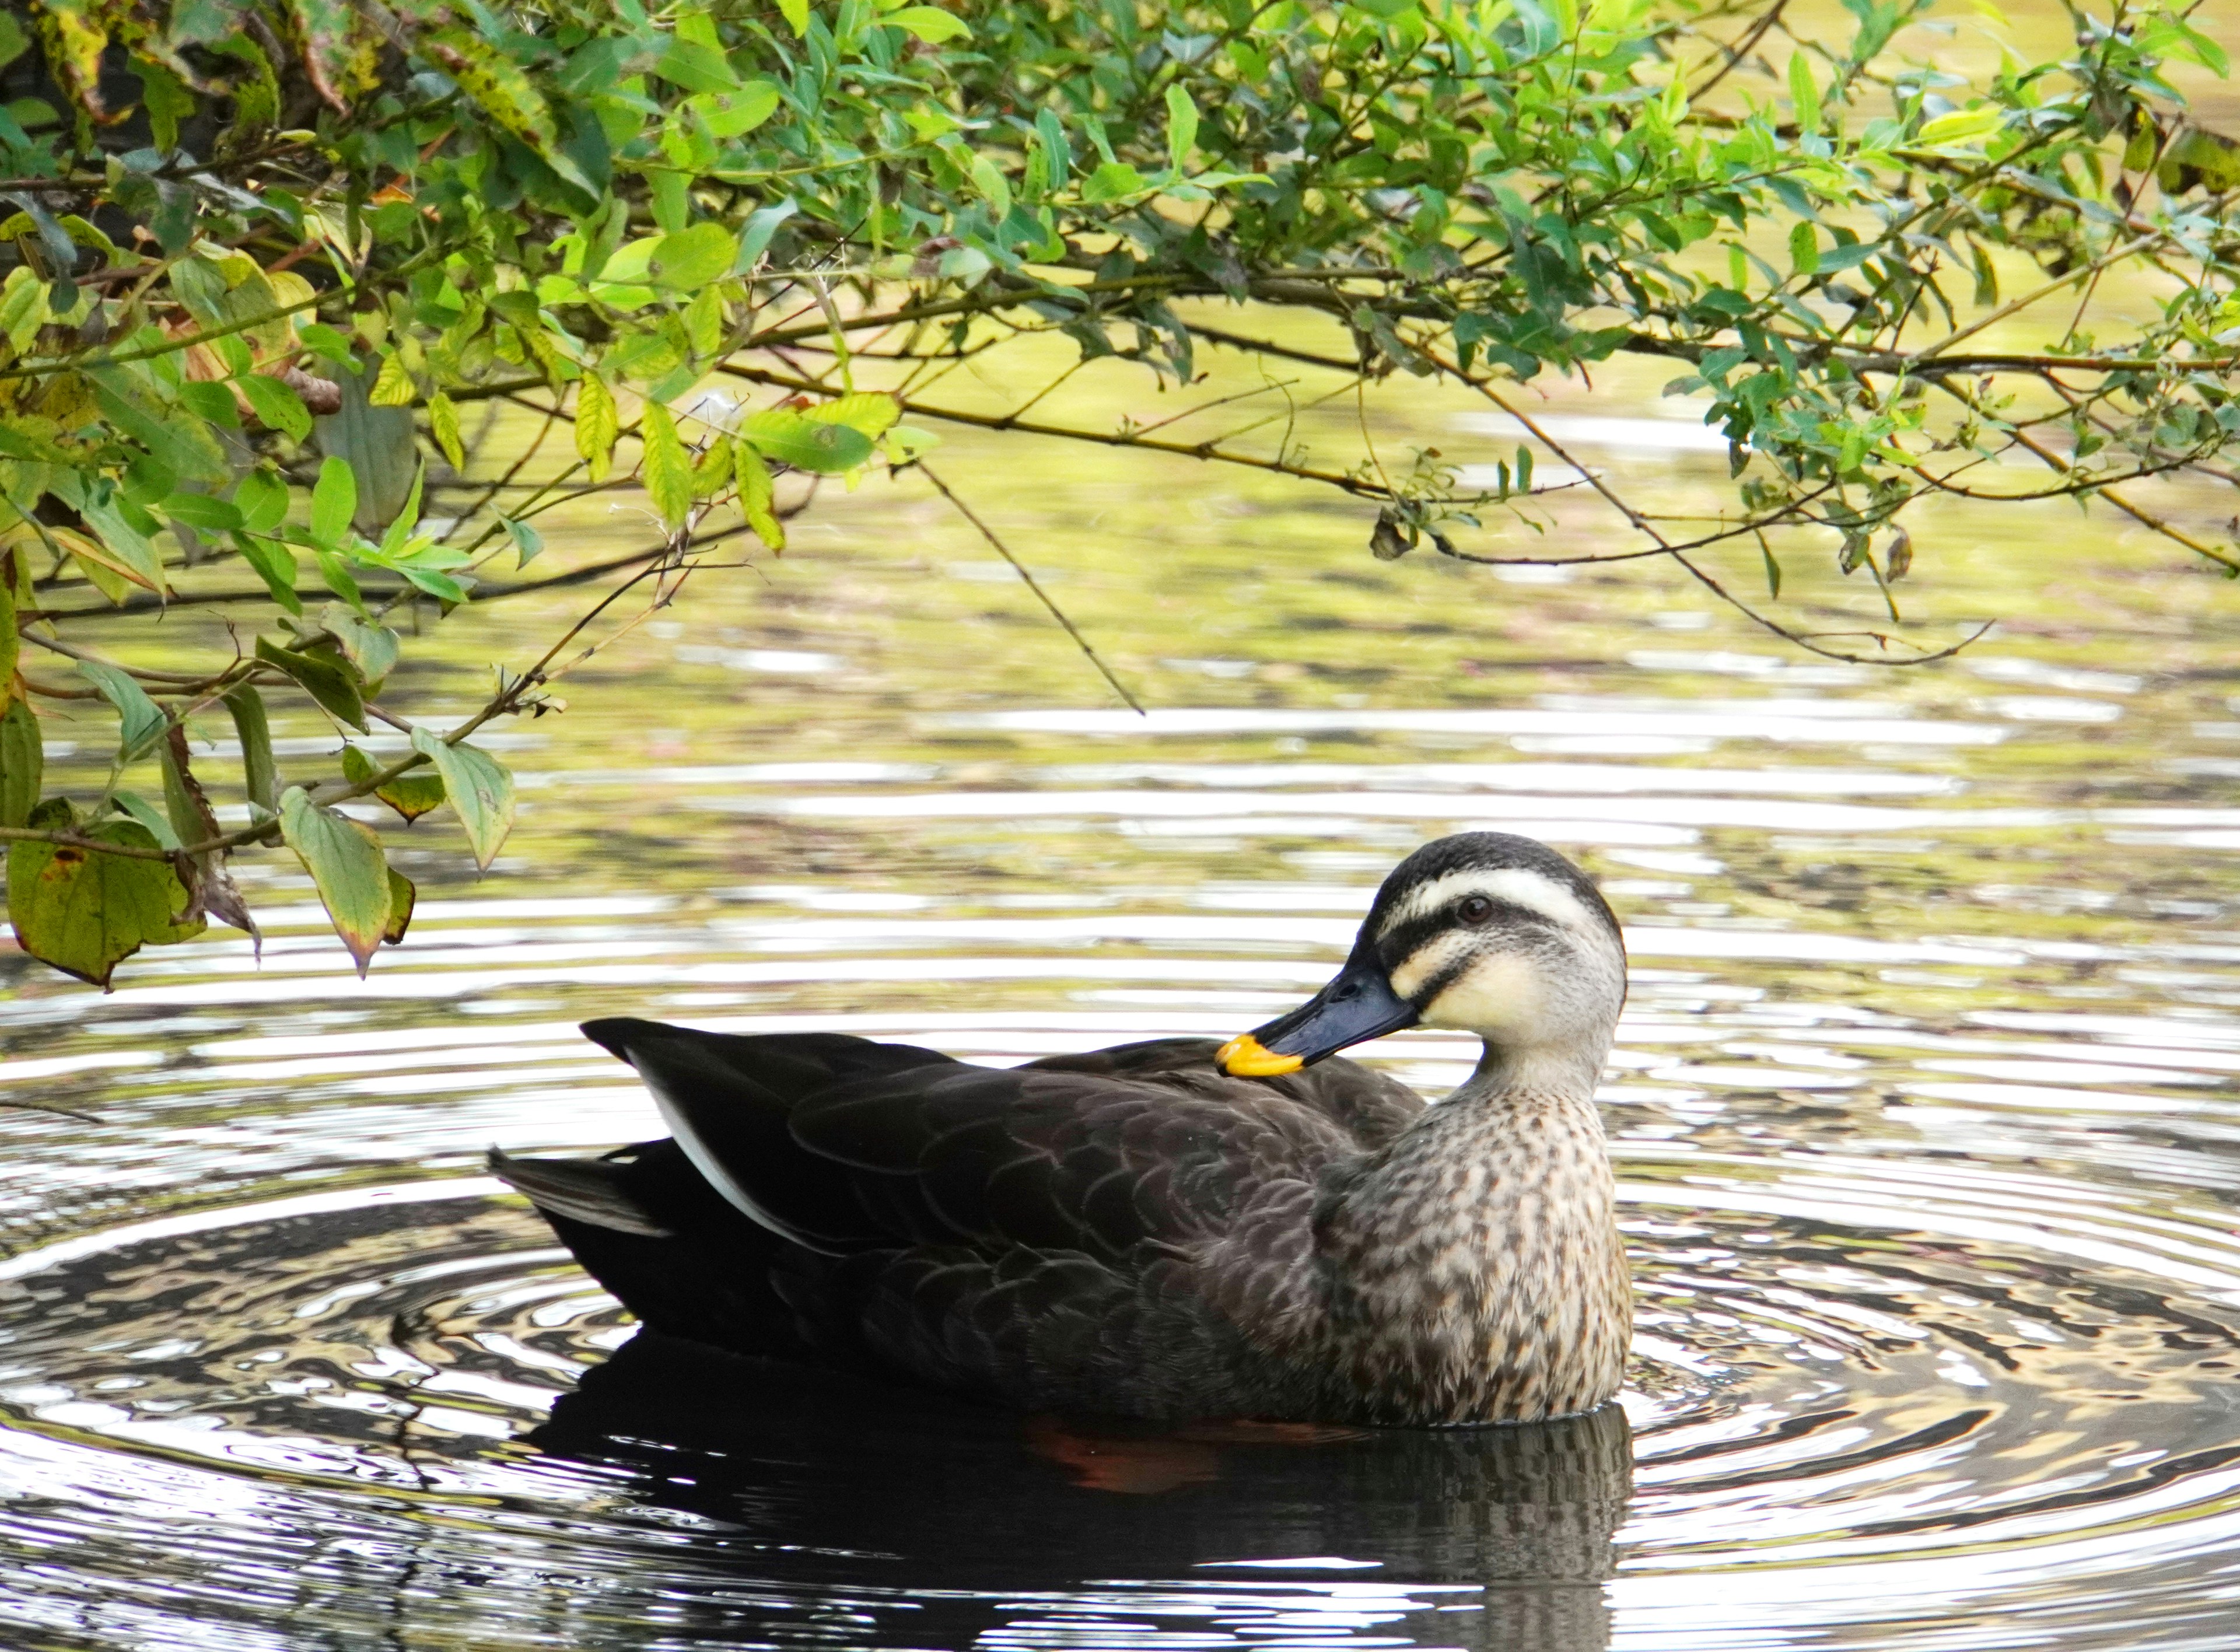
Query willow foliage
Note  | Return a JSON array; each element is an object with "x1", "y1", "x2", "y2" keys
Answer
[{"x1": 0, "y1": 0, "x2": 2234, "y2": 984}]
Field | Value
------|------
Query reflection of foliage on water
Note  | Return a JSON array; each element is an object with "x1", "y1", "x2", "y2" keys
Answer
[{"x1": 3, "y1": 0, "x2": 2240, "y2": 990}]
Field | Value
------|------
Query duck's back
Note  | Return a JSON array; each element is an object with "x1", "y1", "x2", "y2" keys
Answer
[{"x1": 495, "y1": 1020, "x2": 1426, "y2": 1419}]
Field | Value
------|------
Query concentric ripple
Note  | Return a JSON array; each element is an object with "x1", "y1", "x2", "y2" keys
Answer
[{"x1": 1, "y1": 1139, "x2": 2238, "y2": 1651}]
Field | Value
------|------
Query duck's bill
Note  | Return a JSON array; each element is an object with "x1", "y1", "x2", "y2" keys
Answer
[{"x1": 1217, "y1": 956, "x2": 1419, "y2": 1077}]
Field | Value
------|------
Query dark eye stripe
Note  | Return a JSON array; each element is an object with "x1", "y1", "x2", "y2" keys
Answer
[{"x1": 1378, "y1": 898, "x2": 1553, "y2": 964}]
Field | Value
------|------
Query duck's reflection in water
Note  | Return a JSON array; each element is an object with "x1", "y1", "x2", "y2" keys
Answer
[{"x1": 531, "y1": 1332, "x2": 1633, "y2": 1652}]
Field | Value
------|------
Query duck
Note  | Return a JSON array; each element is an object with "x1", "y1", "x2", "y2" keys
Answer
[{"x1": 492, "y1": 830, "x2": 1632, "y2": 1427}]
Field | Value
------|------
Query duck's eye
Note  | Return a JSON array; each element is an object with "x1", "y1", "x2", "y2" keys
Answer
[{"x1": 1457, "y1": 895, "x2": 1495, "y2": 925}]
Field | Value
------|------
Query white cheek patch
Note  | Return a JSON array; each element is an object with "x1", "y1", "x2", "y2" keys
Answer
[
  {"x1": 1387, "y1": 929, "x2": 1473, "y2": 1002},
  {"x1": 1419, "y1": 952, "x2": 1545, "y2": 1038},
  {"x1": 1378, "y1": 866, "x2": 1604, "y2": 941}
]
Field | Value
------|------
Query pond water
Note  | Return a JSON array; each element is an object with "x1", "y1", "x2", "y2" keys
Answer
[{"x1": 7, "y1": 380, "x2": 2240, "y2": 1651}]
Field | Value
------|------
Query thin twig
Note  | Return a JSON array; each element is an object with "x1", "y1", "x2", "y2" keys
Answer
[{"x1": 915, "y1": 463, "x2": 1146, "y2": 716}]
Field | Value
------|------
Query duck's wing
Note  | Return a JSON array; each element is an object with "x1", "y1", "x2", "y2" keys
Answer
[
  {"x1": 1023, "y1": 1037, "x2": 1427, "y2": 1150},
  {"x1": 509, "y1": 1021, "x2": 1401, "y2": 1411},
  {"x1": 576, "y1": 1016, "x2": 964, "y2": 1251}
]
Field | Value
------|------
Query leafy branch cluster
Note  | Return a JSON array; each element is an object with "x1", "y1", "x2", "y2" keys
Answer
[{"x1": 0, "y1": 0, "x2": 2234, "y2": 986}]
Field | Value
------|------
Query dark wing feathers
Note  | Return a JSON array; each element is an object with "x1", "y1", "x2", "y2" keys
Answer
[
  {"x1": 1023, "y1": 1037, "x2": 1425, "y2": 1148},
  {"x1": 510, "y1": 1023, "x2": 1426, "y2": 1409}
]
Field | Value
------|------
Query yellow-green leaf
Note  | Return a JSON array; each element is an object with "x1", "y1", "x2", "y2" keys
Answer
[
  {"x1": 429, "y1": 390, "x2": 465, "y2": 470},
  {"x1": 8, "y1": 801, "x2": 205, "y2": 991},
  {"x1": 576, "y1": 374, "x2": 618, "y2": 484},
  {"x1": 739, "y1": 407, "x2": 874, "y2": 473},
  {"x1": 650, "y1": 222, "x2": 737, "y2": 290},
  {"x1": 279, "y1": 784, "x2": 391, "y2": 975},
  {"x1": 691, "y1": 433, "x2": 734, "y2": 499},
  {"x1": 1787, "y1": 53, "x2": 1820, "y2": 134},
  {"x1": 410, "y1": 726, "x2": 516, "y2": 871},
  {"x1": 640, "y1": 401, "x2": 693, "y2": 528},
  {"x1": 806, "y1": 391, "x2": 902, "y2": 440},
  {"x1": 736, "y1": 442, "x2": 785, "y2": 551},
  {"x1": 368, "y1": 349, "x2": 416, "y2": 407},
  {"x1": 885, "y1": 6, "x2": 969, "y2": 43}
]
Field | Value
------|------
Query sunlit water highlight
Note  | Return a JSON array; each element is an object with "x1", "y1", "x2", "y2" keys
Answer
[{"x1": 7, "y1": 404, "x2": 2240, "y2": 1648}]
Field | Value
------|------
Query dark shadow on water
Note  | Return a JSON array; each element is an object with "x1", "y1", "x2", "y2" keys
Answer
[{"x1": 529, "y1": 1331, "x2": 1634, "y2": 1651}]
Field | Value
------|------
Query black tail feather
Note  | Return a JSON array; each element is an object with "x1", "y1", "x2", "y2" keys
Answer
[{"x1": 490, "y1": 1139, "x2": 810, "y2": 1360}]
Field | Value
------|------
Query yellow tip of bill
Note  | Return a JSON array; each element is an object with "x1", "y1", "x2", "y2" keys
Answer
[{"x1": 1217, "y1": 1034, "x2": 1304, "y2": 1077}]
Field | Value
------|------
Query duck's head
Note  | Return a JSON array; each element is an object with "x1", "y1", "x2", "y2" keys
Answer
[{"x1": 1217, "y1": 831, "x2": 1626, "y2": 1077}]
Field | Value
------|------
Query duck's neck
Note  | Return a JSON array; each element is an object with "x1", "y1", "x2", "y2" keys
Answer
[{"x1": 1312, "y1": 1032, "x2": 1630, "y2": 1423}]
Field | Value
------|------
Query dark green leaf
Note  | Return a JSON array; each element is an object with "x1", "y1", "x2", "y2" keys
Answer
[
  {"x1": 78, "y1": 660, "x2": 169, "y2": 762},
  {"x1": 341, "y1": 742, "x2": 447, "y2": 822},
  {"x1": 0, "y1": 697, "x2": 40, "y2": 828},
  {"x1": 256, "y1": 636, "x2": 368, "y2": 732},
  {"x1": 384, "y1": 867, "x2": 416, "y2": 945},
  {"x1": 222, "y1": 685, "x2": 280, "y2": 818}
]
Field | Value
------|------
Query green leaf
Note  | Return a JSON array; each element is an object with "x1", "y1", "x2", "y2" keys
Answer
[
  {"x1": 496, "y1": 511, "x2": 544, "y2": 568},
  {"x1": 576, "y1": 374, "x2": 618, "y2": 483},
  {"x1": 1760, "y1": 541, "x2": 1782, "y2": 599},
  {"x1": 7, "y1": 802, "x2": 205, "y2": 990},
  {"x1": 310, "y1": 457, "x2": 358, "y2": 548},
  {"x1": 278, "y1": 785, "x2": 391, "y2": 976},
  {"x1": 320, "y1": 603, "x2": 400, "y2": 685},
  {"x1": 256, "y1": 635, "x2": 369, "y2": 732},
  {"x1": 1913, "y1": 106, "x2": 2003, "y2": 151},
  {"x1": 1164, "y1": 83, "x2": 1199, "y2": 172},
  {"x1": 736, "y1": 442, "x2": 785, "y2": 550},
  {"x1": 1080, "y1": 161, "x2": 1149, "y2": 203},
  {"x1": 78, "y1": 660, "x2": 169, "y2": 763},
  {"x1": 410, "y1": 726, "x2": 516, "y2": 871},
  {"x1": 656, "y1": 37, "x2": 743, "y2": 95},
  {"x1": 234, "y1": 468, "x2": 289, "y2": 534},
  {"x1": 1, "y1": 696, "x2": 42, "y2": 828},
  {"x1": 738, "y1": 408, "x2": 874, "y2": 473},
  {"x1": 775, "y1": 0, "x2": 810, "y2": 34},
  {"x1": 341, "y1": 743, "x2": 447, "y2": 823},
  {"x1": 222, "y1": 685, "x2": 279, "y2": 817},
  {"x1": 111, "y1": 792, "x2": 182, "y2": 852},
  {"x1": 640, "y1": 400, "x2": 693, "y2": 528},
  {"x1": 806, "y1": 391, "x2": 902, "y2": 440},
  {"x1": 734, "y1": 200, "x2": 796, "y2": 272},
  {"x1": 1788, "y1": 221, "x2": 1820, "y2": 277},
  {"x1": 232, "y1": 531, "x2": 302, "y2": 614},
  {"x1": 237, "y1": 372, "x2": 312, "y2": 440},
  {"x1": 429, "y1": 390, "x2": 466, "y2": 471},
  {"x1": 79, "y1": 494, "x2": 168, "y2": 595},
  {"x1": 649, "y1": 222, "x2": 737, "y2": 290},
  {"x1": 884, "y1": 5, "x2": 970, "y2": 41},
  {"x1": 691, "y1": 82, "x2": 780, "y2": 139},
  {"x1": 1787, "y1": 53, "x2": 1821, "y2": 134},
  {"x1": 162, "y1": 492, "x2": 244, "y2": 534}
]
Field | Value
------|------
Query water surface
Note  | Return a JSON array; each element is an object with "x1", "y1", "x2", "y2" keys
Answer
[{"x1": 6, "y1": 387, "x2": 2240, "y2": 1650}]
